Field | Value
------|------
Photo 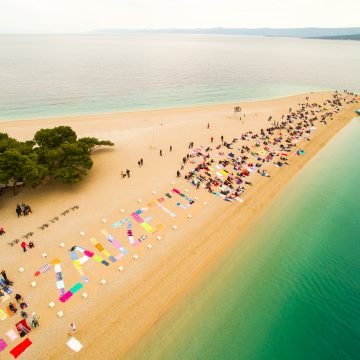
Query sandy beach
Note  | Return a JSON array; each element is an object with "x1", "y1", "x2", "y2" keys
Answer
[{"x1": 0, "y1": 92, "x2": 358, "y2": 360}]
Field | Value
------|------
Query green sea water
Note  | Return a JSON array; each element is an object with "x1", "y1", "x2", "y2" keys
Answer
[{"x1": 127, "y1": 118, "x2": 360, "y2": 360}]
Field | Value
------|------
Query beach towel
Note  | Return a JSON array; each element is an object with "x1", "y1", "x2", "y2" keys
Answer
[
  {"x1": 102, "y1": 231, "x2": 128, "y2": 256},
  {"x1": 66, "y1": 337, "x2": 83, "y2": 352},
  {"x1": 15, "y1": 320, "x2": 31, "y2": 337},
  {"x1": 0, "y1": 338, "x2": 7, "y2": 351},
  {"x1": 1, "y1": 293, "x2": 10, "y2": 303},
  {"x1": 59, "y1": 282, "x2": 84, "y2": 303},
  {"x1": 6, "y1": 306, "x2": 15, "y2": 317},
  {"x1": 90, "y1": 238, "x2": 117, "y2": 263},
  {"x1": 0, "y1": 285, "x2": 12, "y2": 294},
  {"x1": 9, "y1": 338, "x2": 32, "y2": 358},
  {"x1": 0, "y1": 309, "x2": 7, "y2": 320},
  {"x1": 140, "y1": 222, "x2": 155, "y2": 233},
  {"x1": 5, "y1": 330, "x2": 18, "y2": 342}
]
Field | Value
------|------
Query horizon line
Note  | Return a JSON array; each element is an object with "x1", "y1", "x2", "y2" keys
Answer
[{"x1": 1, "y1": 26, "x2": 360, "y2": 35}]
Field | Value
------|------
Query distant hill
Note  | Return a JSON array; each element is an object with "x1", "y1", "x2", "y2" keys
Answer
[
  {"x1": 94, "y1": 27, "x2": 360, "y2": 39},
  {"x1": 309, "y1": 34, "x2": 360, "y2": 41}
]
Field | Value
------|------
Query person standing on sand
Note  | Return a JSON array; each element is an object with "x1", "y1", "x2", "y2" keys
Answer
[
  {"x1": 211, "y1": 137, "x2": 213, "y2": 143},
  {"x1": 68, "y1": 323, "x2": 76, "y2": 336},
  {"x1": 207, "y1": 123, "x2": 210, "y2": 129},
  {"x1": 1, "y1": 270, "x2": 8, "y2": 281},
  {"x1": 16, "y1": 204, "x2": 22, "y2": 217},
  {"x1": 160, "y1": 150, "x2": 162, "y2": 156},
  {"x1": 140, "y1": 158, "x2": 143, "y2": 166},
  {"x1": 126, "y1": 169, "x2": 130, "y2": 178},
  {"x1": 169, "y1": 145, "x2": 172, "y2": 152},
  {"x1": 21, "y1": 241, "x2": 27, "y2": 252}
]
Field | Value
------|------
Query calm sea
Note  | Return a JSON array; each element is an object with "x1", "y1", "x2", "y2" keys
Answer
[
  {"x1": 126, "y1": 118, "x2": 360, "y2": 360},
  {"x1": 0, "y1": 34, "x2": 359, "y2": 120}
]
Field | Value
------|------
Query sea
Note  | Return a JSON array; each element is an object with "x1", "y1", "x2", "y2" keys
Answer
[
  {"x1": 127, "y1": 117, "x2": 360, "y2": 360},
  {"x1": 0, "y1": 34, "x2": 359, "y2": 120}
]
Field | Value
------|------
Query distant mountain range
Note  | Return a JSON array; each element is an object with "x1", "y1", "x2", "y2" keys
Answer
[
  {"x1": 94, "y1": 27, "x2": 360, "y2": 40},
  {"x1": 310, "y1": 34, "x2": 360, "y2": 40}
]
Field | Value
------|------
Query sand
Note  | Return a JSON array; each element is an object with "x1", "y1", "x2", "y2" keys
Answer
[{"x1": 0, "y1": 92, "x2": 358, "y2": 360}]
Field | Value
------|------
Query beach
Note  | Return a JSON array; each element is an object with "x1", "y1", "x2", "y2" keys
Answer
[{"x1": 0, "y1": 92, "x2": 358, "y2": 359}]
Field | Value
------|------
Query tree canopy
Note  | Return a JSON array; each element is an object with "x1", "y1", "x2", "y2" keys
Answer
[{"x1": 0, "y1": 126, "x2": 113, "y2": 194}]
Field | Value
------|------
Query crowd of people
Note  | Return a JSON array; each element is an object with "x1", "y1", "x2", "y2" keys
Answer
[
  {"x1": 180, "y1": 92, "x2": 358, "y2": 202},
  {"x1": 0, "y1": 269, "x2": 39, "y2": 334}
]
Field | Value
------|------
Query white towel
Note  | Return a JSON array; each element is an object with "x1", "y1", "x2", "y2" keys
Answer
[
  {"x1": 66, "y1": 337, "x2": 83, "y2": 352},
  {"x1": 6, "y1": 330, "x2": 18, "y2": 342}
]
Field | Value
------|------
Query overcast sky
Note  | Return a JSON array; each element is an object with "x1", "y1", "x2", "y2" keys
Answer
[{"x1": 0, "y1": 0, "x2": 359, "y2": 33}]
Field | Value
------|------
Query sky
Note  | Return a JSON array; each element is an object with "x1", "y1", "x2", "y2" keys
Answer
[{"x1": 0, "y1": 0, "x2": 359, "y2": 33}]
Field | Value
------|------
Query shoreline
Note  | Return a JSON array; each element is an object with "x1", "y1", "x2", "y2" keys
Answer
[
  {"x1": 0, "y1": 92, "x2": 358, "y2": 360},
  {"x1": 0, "y1": 90, "x2": 327, "y2": 125}
]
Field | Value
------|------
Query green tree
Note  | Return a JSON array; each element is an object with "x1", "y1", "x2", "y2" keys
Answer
[
  {"x1": 78, "y1": 137, "x2": 114, "y2": 153},
  {"x1": 0, "y1": 149, "x2": 48, "y2": 194},
  {"x1": 33, "y1": 126, "x2": 113, "y2": 184},
  {"x1": 0, "y1": 133, "x2": 18, "y2": 153},
  {"x1": 34, "y1": 126, "x2": 77, "y2": 148},
  {"x1": 48, "y1": 142, "x2": 93, "y2": 184},
  {"x1": 0, "y1": 126, "x2": 113, "y2": 194}
]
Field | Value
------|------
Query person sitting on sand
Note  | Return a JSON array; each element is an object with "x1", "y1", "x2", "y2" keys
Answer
[
  {"x1": 9, "y1": 302, "x2": 17, "y2": 314},
  {"x1": 20, "y1": 301, "x2": 28, "y2": 309},
  {"x1": 5, "y1": 278, "x2": 13, "y2": 286},
  {"x1": 17, "y1": 322, "x2": 30, "y2": 336},
  {"x1": 29, "y1": 314, "x2": 39, "y2": 328},
  {"x1": 28, "y1": 241, "x2": 34, "y2": 249},
  {"x1": 0, "y1": 226, "x2": 5, "y2": 235},
  {"x1": 15, "y1": 293, "x2": 23, "y2": 303},
  {"x1": 21, "y1": 310, "x2": 28, "y2": 319}
]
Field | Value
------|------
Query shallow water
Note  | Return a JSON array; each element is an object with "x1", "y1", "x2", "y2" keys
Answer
[
  {"x1": 127, "y1": 118, "x2": 360, "y2": 360},
  {"x1": 0, "y1": 35, "x2": 359, "y2": 120}
]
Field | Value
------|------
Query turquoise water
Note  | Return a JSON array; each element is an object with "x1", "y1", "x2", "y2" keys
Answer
[
  {"x1": 127, "y1": 118, "x2": 360, "y2": 360},
  {"x1": 1, "y1": 35, "x2": 360, "y2": 120}
]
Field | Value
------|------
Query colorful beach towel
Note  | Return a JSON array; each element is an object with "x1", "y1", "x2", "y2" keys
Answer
[
  {"x1": 0, "y1": 338, "x2": 7, "y2": 351},
  {"x1": 15, "y1": 320, "x2": 31, "y2": 337},
  {"x1": 6, "y1": 306, "x2": 15, "y2": 317},
  {"x1": 9, "y1": 338, "x2": 32, "y2": 358},
  {"x1": 0, "y1": 309, "x2": 7, "y2": 320}
]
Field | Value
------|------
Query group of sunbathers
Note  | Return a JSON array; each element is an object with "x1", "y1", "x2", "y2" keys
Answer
[{"x1": 181, "y1": 92, "x2": 358, "y2": 202}]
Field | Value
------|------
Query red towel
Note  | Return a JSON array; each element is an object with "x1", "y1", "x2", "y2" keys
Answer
[{"x1": 9, "y1": 338, "x2": 32, "y2": 358}]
